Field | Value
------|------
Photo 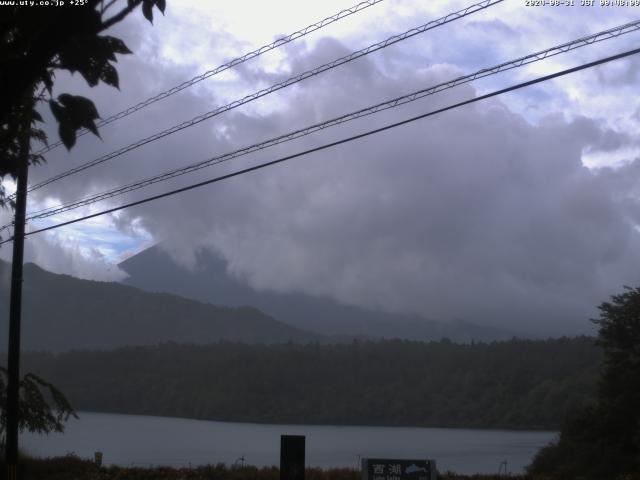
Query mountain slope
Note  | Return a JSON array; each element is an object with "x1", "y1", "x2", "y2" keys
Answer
[
  {"x1": 119, "y1": 245, "x2": 517, "y2": 341},
  {"x1": 0, "y1": 261, "x2": 320, "y2": 352}
]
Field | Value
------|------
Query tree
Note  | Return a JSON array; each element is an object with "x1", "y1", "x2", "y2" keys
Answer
[
  {"x1": 0, "y1": 0, "x2": 167, "y2": 206},
  {"x1": 529, "y1": 286, "x2": 640, "y2": 479},
  {"x1": 0, "y1": 367, "x2": 76, "y2": 444},
  {"x1": 0, "y1": 0, "x2": 167, "y2": 461}
]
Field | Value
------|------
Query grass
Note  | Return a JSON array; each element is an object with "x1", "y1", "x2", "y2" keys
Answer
[{"x1": 2, "y1": 455, "x2": 640, "y2": 480}]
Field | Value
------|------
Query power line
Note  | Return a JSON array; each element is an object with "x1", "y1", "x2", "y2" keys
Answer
[
  {"x1": 33, "y1": 0, "x2": 387, "y2": 156},
  {"x1": 1, "y1": 46, "x2": 637, "y2": 246},
  {"x1": 22, "y1": 0, "x2": 503, "y2": 195},
  {"x1": 20, "y1": 19, "x2": 640, "y2": 223}
]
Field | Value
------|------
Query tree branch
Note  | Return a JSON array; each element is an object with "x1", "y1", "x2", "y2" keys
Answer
[
  {"x1": 101, "y1": 0, "x2": 120, "y2": 15},
  {"x1": 100, "y1": 0, "x2": 143, "y2": 32}
]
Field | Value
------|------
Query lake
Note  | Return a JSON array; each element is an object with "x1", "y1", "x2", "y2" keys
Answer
[{"x1": 21, "y1": 412, "x2": 556, "y2": 475}]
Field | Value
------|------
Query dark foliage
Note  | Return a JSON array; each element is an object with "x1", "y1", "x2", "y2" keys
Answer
[
  {"x1": 0, "y1": 366, "x2": 76, "y2": 442},
  {"x1": 528, "y1": 286, "x2": 640, "y2": 479},
  {"x1": 0, "y1": 0, "x2": 166, "y2": 206},
  {"x1": 21, "y1": 337, "x2": 600, "y2": 430}
]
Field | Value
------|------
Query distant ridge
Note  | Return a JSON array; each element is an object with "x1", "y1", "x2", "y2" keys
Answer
[
  {"x1": 0, "y1": 261, "x2": 321, "y2": 352},
  {"x1": 119, "y1": 245, "x2": 518, "y2": 342}
]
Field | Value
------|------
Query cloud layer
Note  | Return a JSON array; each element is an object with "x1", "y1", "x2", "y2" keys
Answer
[{"x1": 2, "y1": 1, "x2": 640, "y2": 336}]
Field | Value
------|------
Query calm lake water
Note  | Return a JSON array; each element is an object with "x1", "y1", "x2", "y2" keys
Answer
[{"x1": 21, "y1": 412, "x2": 556, "y2": 475}]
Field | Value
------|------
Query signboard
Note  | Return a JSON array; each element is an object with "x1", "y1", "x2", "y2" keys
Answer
[{"x1": 362, "y1": 458, "x2": 436, "y2": 480}]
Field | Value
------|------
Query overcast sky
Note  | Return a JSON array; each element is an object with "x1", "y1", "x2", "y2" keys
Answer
[{"x1": 2, "y1": 0, "x2": 640, "y2": 336}]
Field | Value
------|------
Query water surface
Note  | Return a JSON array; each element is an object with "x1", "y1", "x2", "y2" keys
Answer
[{"x1": 22, "y1": 412, "x2": 556, "y2": 474}]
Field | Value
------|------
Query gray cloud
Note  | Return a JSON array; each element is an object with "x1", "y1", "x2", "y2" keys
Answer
[
  {"x1": 10, "y1": 14, "x2": 640, "y2": 337},
  {"x1": 595, "y1": 55, "x2": 640, "y2": 87},
  {"x1": 116, "y1": 42, "x2": 640, "y2": 335}
]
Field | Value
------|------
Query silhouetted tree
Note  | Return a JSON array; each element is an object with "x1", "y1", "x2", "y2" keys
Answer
[
  {"x1": 529, "y1": 286, "x2": 640, "y2": 478},
  {"x1": 0, "y1": 366, "x2": 76, "y2": 447},
  {"x1": 0, "y1": 0, "x2": 166, "y2": 442},
  {"x1": 0, "y1": 0, "x2": 166, "y2": 206}
]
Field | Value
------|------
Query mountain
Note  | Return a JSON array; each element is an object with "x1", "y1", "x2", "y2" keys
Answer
[
  {"x1": 0, "y1": 261, "x2": 321, "y2": 352},
  {"x1": 119, "y1": 245, "x2": 517, "y2": 342}
]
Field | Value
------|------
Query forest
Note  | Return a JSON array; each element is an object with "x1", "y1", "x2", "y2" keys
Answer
[{"x1": 20, "y1": 337, "x2": 600, "y2": 430}]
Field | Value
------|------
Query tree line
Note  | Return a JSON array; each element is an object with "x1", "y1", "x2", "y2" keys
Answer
[{"x1": 20, "y1": 337, "x2": 600, "y2": 430}]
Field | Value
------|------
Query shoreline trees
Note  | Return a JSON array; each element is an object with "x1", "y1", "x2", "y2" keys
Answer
[{"x1": 529, "y1": 286, "x2": 640, "y2": 478}]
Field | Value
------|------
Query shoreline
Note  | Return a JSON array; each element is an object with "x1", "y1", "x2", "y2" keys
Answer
[{"x1": 69, "y1": 410, "x2": 561, "y2": 434}]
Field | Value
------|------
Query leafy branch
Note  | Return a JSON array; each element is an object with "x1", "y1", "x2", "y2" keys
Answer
[
  {"x1": 0, "y1": 366, "x2": 77, "y2": 437},
  {"x1": 0, "y1": 0, "x2": 167, "y2": 187}
]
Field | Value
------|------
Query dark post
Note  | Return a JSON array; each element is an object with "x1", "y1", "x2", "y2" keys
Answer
[
  {"x1": 5, "y1": 112, "x2": 30, "y2": 480},
  {"x1": 280, "y1": 435, "x2": 305, "y2": 480}
]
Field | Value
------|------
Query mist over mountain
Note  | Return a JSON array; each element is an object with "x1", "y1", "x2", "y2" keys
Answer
[
  {"x1": 119, "y1": 245, "x2": 519, "y2": 342},
  {"x1": 0, "y1": 261, "x2": 320, "y2": 352}
]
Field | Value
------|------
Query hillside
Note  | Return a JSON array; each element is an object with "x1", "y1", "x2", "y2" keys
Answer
[
  {"x1": 22, "y1": 337, "x2": 601, "y2": 430},
  {"x1": 119, "y1": 245, "x2": 517, "y2": 342},
  {"x1": 0, "y1": 261, "x2": 320, "y2": 351}
]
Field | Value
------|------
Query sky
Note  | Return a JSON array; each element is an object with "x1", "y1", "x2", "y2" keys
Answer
[{"x1": 1, "y1": 0, "x2": 640, "y2": 336}]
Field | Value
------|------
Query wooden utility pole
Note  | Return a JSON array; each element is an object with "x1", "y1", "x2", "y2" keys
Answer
[{"x1": 5, "y1": 109, "x2": 31, "y2": 480}]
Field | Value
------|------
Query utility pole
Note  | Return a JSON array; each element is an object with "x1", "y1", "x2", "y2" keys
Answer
[{"x1": 5, "y1": 107, "x2": 31, "y2": 480}]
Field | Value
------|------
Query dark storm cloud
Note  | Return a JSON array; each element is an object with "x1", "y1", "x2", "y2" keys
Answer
[{"x1": 18, "y1": 16, "x2": 640, "y2": 336}]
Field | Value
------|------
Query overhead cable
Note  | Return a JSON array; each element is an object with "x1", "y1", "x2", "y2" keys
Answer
[
  {"x1": 23, "y1": 0, "x2": 503, "y2": 195},
  {"x1": 34, "y1": 0, "x2": 388, "y2": 156},
  {"x1": 21, "y1": 19, "x2": 640, "y2": 222},
  {"x1": 1, "y1": 46, "x2": 637, "y2": 246}
]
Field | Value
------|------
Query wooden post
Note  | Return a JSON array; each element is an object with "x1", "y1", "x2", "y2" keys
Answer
[
  {"x1": 280, "y1": 435, "x2": 305, "y2": 480},
  {"x1": 5, "y1": 110, "x2": 31, "y2": 480}
]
